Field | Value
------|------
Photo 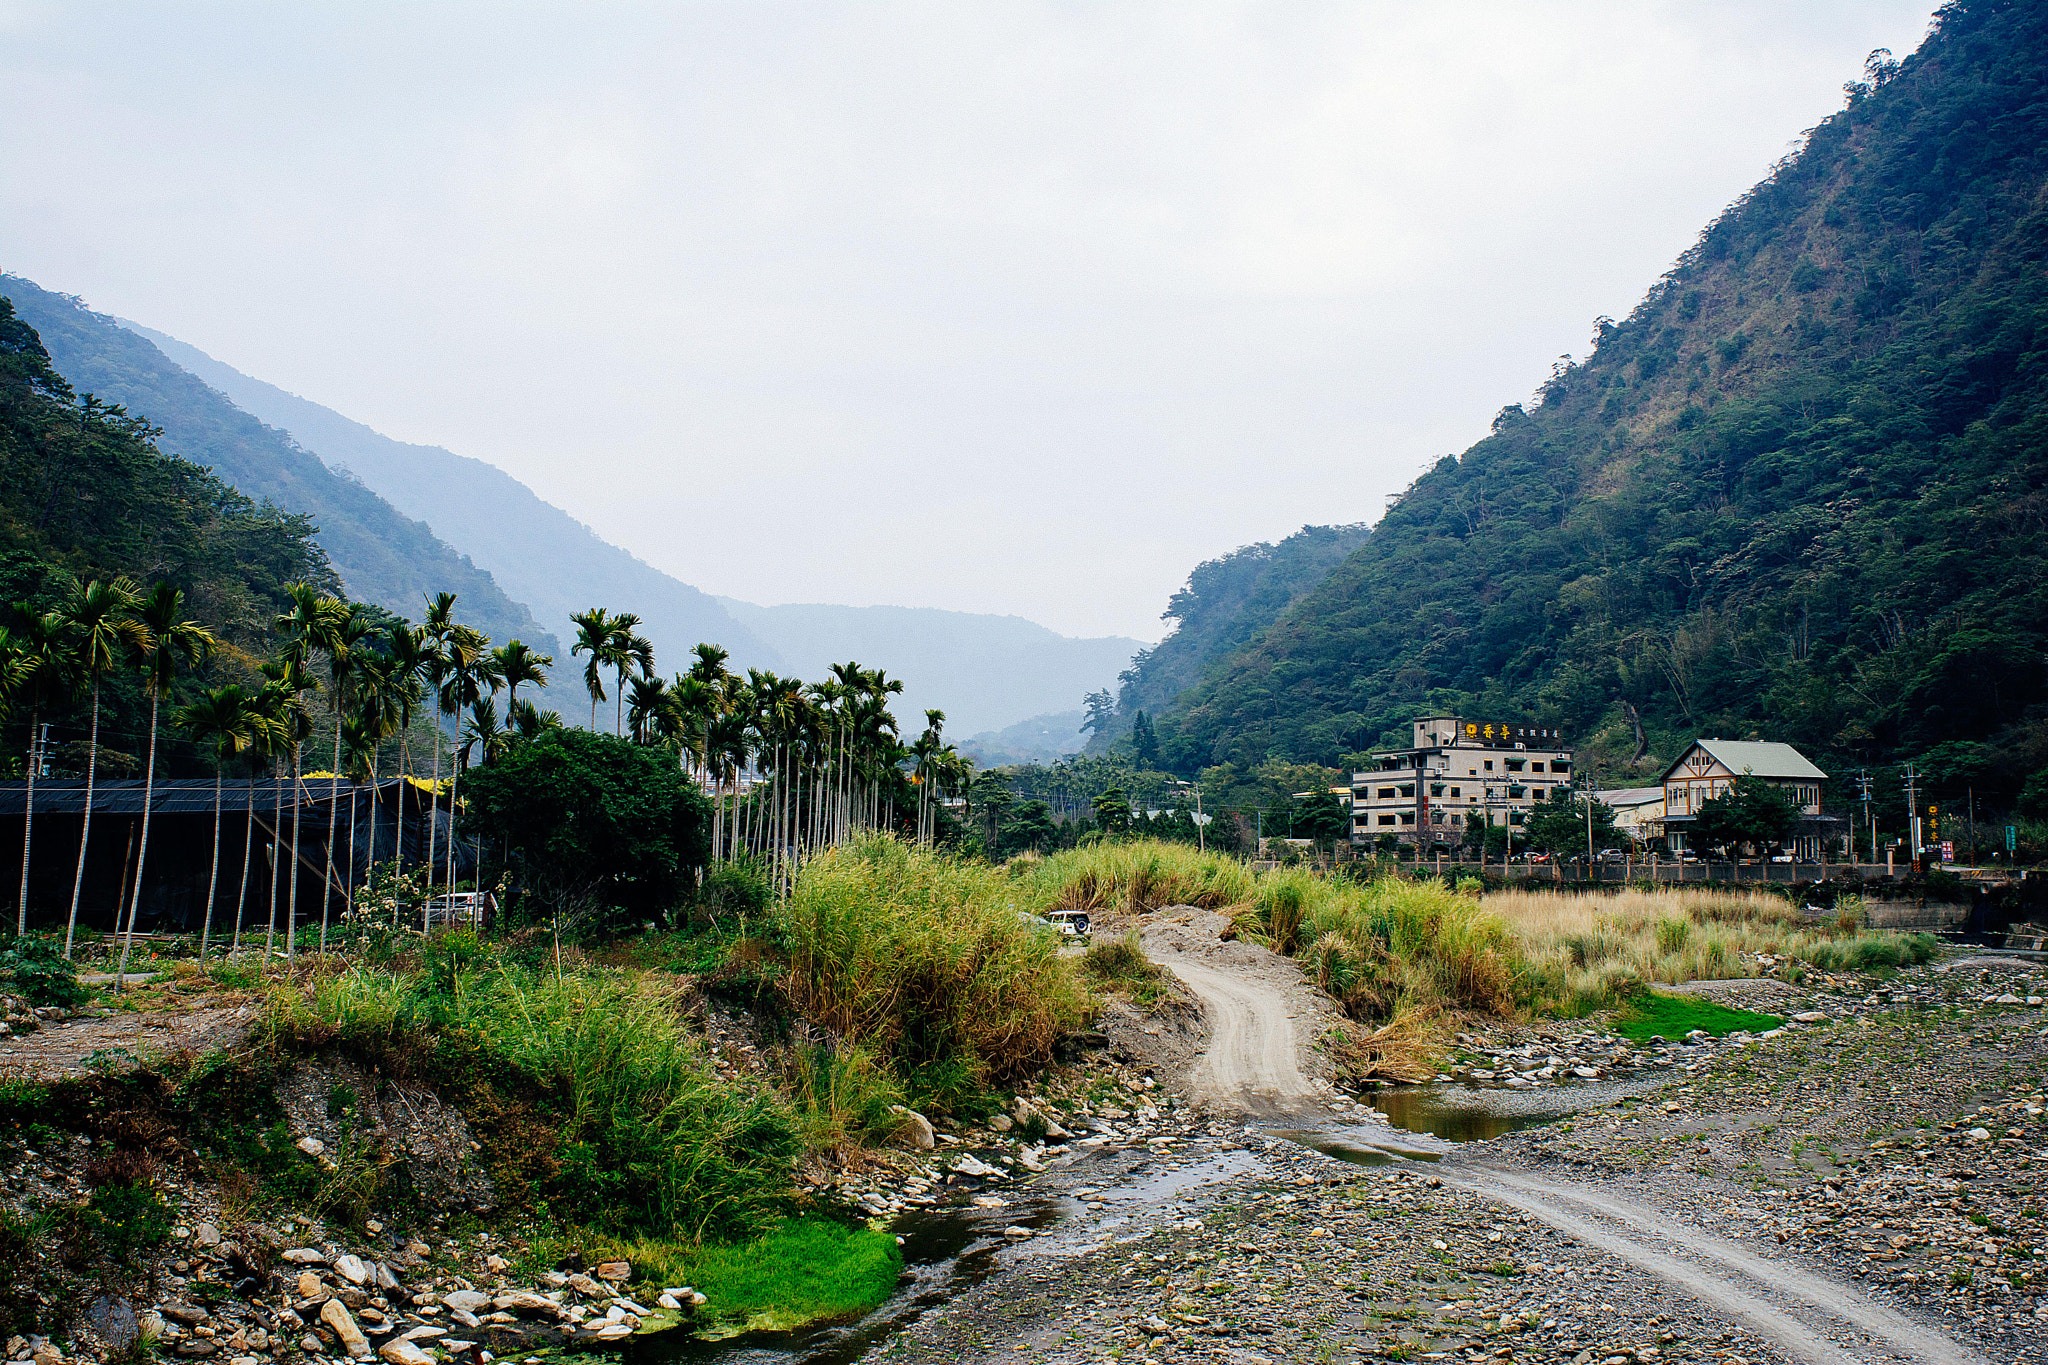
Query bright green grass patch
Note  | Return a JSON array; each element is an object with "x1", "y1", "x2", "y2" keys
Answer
[
  {"x1": 1614, "y1": 991, "x2": 1783, "y2": 1042},
  {"x1": 624, "y1": 1217, "x2": 904, "y2": 1335}
]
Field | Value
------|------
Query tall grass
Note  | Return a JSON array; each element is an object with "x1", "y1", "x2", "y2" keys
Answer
[
  {"x1": 776, "y1": 837, "x2": 1089, "y2": 1097},
  {"x1": 264, "y1": 947, "x2": 797, "y2": 1243},
  {"x1": 1491, "y1": 885, "x2": 1938, "y2": 1014},
  {"x1": 1021, "y1": 841, "x2": 1256, "y2": 916}
]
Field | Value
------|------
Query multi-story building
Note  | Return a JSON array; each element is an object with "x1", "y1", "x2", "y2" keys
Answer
[
  {"x1": 1659, "y1": 738, "x2": 1840, "y2": 859},
  {"x1": 1351, "y1": 716, "x2": 1572, "y2": 850}
]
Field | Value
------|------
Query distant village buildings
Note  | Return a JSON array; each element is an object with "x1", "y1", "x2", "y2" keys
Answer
[
  {"x1": 1350, "y1": 716, "x2": 1571, "y2": 850},
  {"x1": 1352, "y1": 719, "x2": 1844, "y2": 860}
]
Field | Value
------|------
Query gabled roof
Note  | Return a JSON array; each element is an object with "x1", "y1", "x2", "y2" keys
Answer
[
  {"x1": 1595, "y1": 786, "x2": 1665, "y2": 808},
  {"x1": 1660, "y1": 739, "x2": 1827, "y2": 784}
]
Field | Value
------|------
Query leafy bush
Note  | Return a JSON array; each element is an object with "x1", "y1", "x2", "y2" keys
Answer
[
  {"x1": 777, "y1": 836, "x2": 1088, "y2": 1096},
  {"x1": 1081, "y1": 932, "x2": 1167, "y2": 1008},
  {"x1": 699, "y1": 858, "x2": 771, "y2": 923},
  {"x1": 0, "y1": 933, "x2": 87, "y2": 1009}
]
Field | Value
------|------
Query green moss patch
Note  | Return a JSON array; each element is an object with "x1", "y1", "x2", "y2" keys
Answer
[
  {"x1": 631, "y1": 1217, "x2": 903, "y2": 1335},
  {"x1": 1615, "y1": 991, "x2": 1782, "y2": 1042}
]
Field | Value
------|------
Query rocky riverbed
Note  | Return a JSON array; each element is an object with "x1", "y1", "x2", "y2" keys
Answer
[{"x1": 875, "y1": 955, "x2": 2048, "y2": 1364}]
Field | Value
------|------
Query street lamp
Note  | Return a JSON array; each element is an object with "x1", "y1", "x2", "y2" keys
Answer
[{"x1": 1171, "y1": 778, "x2": 1204, "y2": 853}]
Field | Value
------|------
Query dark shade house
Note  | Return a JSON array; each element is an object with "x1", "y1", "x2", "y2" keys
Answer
[{"x1": 0, "y1": 777, "x2": 474, "y2": 942}]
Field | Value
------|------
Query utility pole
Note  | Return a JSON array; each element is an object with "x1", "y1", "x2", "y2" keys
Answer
[
  {"x1": 1855, "y1": 769, "x2": 1873, "y2": 866},
  {"x1": 1901, "y1": 764, "x2": 1921, "y2": 866}
]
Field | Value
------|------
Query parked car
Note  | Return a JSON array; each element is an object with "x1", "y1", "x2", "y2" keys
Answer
[
  {"x1": 1598, "y1": 848, "x2": 1625, "y2": 863},
  {"x1": 1044, "y1": 909, "x2": 1091, "y2": 938}
]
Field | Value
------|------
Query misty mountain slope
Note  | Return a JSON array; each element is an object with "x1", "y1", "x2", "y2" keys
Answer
[
  {"x1": 717, "y1": 599, "x2": 1140, "y2": 739},
  {"x1": 0, "y1": 275, "x2": 557, "y2": 653},
  {"x1": 1087, "y1": 522, "x2": 1369, "y2": 753},
  {"x1": 124, "y1": 322, "x2": 781, "y2": 675},
  {"x1": 1159, "y1": 0, "x2": 2048, "y2": 792},
  {"x1": 960, "y1": 710, "x2": 1089, "y2": 767}
]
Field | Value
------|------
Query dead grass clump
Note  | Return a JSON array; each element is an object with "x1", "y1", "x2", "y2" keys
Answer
[{"x1": 1323, "y1": 1007, "x2": 1443, "y2": 1084}]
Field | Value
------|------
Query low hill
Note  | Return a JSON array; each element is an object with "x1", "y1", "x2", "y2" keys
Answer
[
  {"x1": 960, "y1": 710, "x2": 1090, "y2": 767},
  {"x1": 0, "y1": 276, "x2": 556, "y2": 653},
  {"x1": 1157, "y1": 0, "x2": 2048, "y2": 804}
]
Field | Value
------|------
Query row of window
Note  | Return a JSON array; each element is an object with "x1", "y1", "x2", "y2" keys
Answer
[
  {"x1": 1357, "y1": 810, "x2": 1527, "y2": 828},
  {"x1": 1360, "y1": 784, "x2": 1551, "y2": 803}
]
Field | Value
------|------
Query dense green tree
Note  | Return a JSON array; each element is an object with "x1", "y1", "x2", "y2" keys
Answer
[
  {"x1": 1524, "y1": 787, "x2": 1619, "y2": 857},
  {"x1": 999, "y1": 799, "x2": 1057, "y2": 856},
  {"x1": 1689, "y1": 774, "x2": 1802, "y2": 856},
  {"x1": 458, "y1": 728, "x2": 712, "y2": 928}
]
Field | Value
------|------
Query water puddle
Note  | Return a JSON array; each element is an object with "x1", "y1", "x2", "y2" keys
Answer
[{"x1": 1275, "y1": 1072, "x2": 1671, "y2": 1167}]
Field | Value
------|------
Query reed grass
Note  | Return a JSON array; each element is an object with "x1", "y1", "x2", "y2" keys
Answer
[
  {"x1": 776, "y1": 836, "x2": 1089, "y2": 1095},
  {"x1": 1022, "y1": 841, "x2": 1256, "y2": 916}
]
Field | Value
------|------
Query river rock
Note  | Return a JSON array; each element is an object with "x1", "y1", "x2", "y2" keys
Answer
[
  {"x1": 283, "y1": 1248, "x2": 325, "y2": 1264},
  {"x1": 890, "y1": 1105, "x2": 937, "y2": 1150},
  {"x1": 440, "y1": 1291, "x2": 492, "y2": 1315},
  {"x1": 1793, "y1": 1011, "x2": 1828, "y2": 1023},
  {"x1": 318, "y1": 1300, "x2": 370, "y2": 1360},
  {"x1": 376, "y1": 1339, "x2": 433, "y2": 1365},
  {"x1": 87, "y1": 1296, "x2": 138, "y2": 1350},
  {"x1": 332, "y1": 1254, "x2": 369, "y2": 1285},
  {"x1": 191, "y1": 1223, "x2": 220, "y2": 1249},
  {"x1": 595, "y1": 1260, "x2": 631, "y2": 1282},
  {"x1": 952, "y1": 1155, "x2": 1003, "y2": 1178}
]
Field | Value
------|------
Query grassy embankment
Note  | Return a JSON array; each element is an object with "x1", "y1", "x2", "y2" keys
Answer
[{"x1": 1013, "y1": 841, "x2": 1937, "y2": 1078}]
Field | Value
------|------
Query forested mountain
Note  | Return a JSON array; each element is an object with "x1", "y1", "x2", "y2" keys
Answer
[
  {"x1": 124, "y1": 324, "x2": 779, "y2": 673},
  {"x1": 1157, "y1": 0, "x2": 2048, "y2": 806},
  {"x1": 960, "y1": 709, "x2": 1089, "y2": 767},
  {"x1": 0, "y1": 295, "x2": 334, "y2": 770},
  {"x1": 1085, "y1": 522, "x2": 1368, "y2": 753},
  {"x1": 0, "y1": 276, "x2": 557, "y2": 655},
  {"x1": 715, "y1": 599, "x2": 1139, "y2": 739}
]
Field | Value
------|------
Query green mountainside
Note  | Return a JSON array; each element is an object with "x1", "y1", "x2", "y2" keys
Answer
[
  {"x1": 1155, "y1": 0, "x2": 2048, "y2": 808},
  {"x1": 121, "y1": 323, "x2": 776, "y2": 673},
  {"x1": 1085, "y1": 522, "x2": 1369, "y2": 753},
  {"x1": 0, "y1": 276, "x2": 558, "y2": 656}
]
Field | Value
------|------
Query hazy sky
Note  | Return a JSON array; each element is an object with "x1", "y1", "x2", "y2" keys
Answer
[{"x1": 0, "y1": 2, "x2": 1937, "y2": 641}]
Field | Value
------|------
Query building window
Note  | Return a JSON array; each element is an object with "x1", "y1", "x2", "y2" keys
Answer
[
  {"x1": 1484, "y1": 760, "x2": 1494, "y2": 771},
  {"x1": 1509, "y1": 811, "x2": 1525, "y2": 826},
  {"x1": 1430, "y1": 784, "x2": 1445, "y2": 797},
  {"x1": 1508, "y1": 785, "x2": 1526, "y2": 799},
  {"x1": 1450, "y1": 786, "x2": 1460, "y2": 797},
  {"x1": 1377, "y1": 787, "x2": 1396, "y2": 799},
  {"x1": 1506, "y1": 759, "x2": 1524, "y2": 772},
  {"x1": 1431, "y1": 811, "x2": 1445, "y2": 824},
  {"x1": 1399, "y1": 785, "x2": 1414, "y2": 798},
  {"x1": 1377, "y1": 815, "x2": 1396, "y2": 827},
  {"x1": 1531, "y1": 762, "x2": 1545, "y2": 772},
  {"x1": 1399, "y1": 813, "x2": 1414, "y2": 824}
]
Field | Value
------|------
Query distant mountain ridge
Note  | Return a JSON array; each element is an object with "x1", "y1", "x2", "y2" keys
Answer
[
  {"x1": 105, "y1": 317, "x2": 1138, "y2": 735},
  {"x1": 716, "y1": 599, "x2": 1141, "y2": 739},
  {"x1": 124, "y1": 322, "x2": 781, "y2": 675},
  {"x1": 0, "y1": 275, "x2": 558, "y2": 654}
]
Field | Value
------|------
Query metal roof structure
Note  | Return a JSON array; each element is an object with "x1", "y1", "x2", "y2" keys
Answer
[
  {"x1": 1658, "y1": 739, "x2": 1829, "y2": 784},
  {"x1": 1595, "y1": 785, "x2": 1666, "y2": 808},
  {"x1": 0, "y1": 777, "x2": 437, "y2": 817}
]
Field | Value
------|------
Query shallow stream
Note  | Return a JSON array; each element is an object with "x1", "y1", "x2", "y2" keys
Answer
[{"x1": 629, "y1": 1073, "x2": 1664, "y2": 1364}]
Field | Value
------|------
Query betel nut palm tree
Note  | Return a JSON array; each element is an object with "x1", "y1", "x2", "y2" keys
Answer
[
  {"x1": 493, "y1": 639, "x2": 551, "y2": 710},
  {"x1": 117, "y1": 584, "x2": 218, "y2": 983},
  {"x1": 274, "y1": 583, "x2": 347, "y2": 961},
  {"x1": 9, "y1": 605, "x2": 73, "y2": 934},
  {"x1": 607, "y1": 615, "x2": 653, "y2": 737},
  {"x1": 59, "y1": 576, "x2": 148, "y2": 958},
  {"x1": 570, "y1": 607, "x2": 615, "y2": 731},
  {"x1": 314, "y1": 605, "x2": 372, "y2": 950},
  {"x1": 176, "y1": 683, "x2": 270, "y2": 959}
]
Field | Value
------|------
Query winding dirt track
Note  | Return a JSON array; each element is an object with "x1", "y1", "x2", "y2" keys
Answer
[
  {"x1": 1155, "y1": 953, "x2": 1319, "y2": 1114},
  {"x1": 1162, "y1": 944, "x2": 1983, "y2": 1364}
]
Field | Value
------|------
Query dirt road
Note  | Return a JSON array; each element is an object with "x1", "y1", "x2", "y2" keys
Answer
[
  {"x1": 1442, "y1": 1166, "x2": 1986, "y2": 1365},
  {"x1": 1137, "y1": 907, "x2": 1335, "y2": 1114}
]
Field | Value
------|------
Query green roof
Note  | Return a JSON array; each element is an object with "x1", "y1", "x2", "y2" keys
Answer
[{"x1": 1662, "y1": 739, "x2": 1827, "y2": 784}]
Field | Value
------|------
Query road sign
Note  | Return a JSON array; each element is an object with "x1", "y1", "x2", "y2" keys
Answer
[
  {"x1": 1941, "y1": 841, "x2": 1954, "y2": 863},
  {"x1": 2010, "y1": 825, "x2": 2020, "y2": 853}
]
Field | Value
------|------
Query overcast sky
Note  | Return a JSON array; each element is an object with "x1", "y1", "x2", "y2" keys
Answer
[{"x1": 0, "y1": 2, "x2": 1938, "y2": 641}]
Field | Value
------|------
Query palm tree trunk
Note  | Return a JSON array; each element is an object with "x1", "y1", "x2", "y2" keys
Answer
[
  {"x1": 286, "y1": 743, "x2": 304, "y2": 961},
  {"x1": 232, "y1": 773, "x2": 256, "y2": 956},
  {"x1": 425, "y1": 726, "x2": 442, "y2": 901},
  {"x1": 199, "y1": 764, "x2": 224, "y2": 959},
  {"x1": 62, "y1": 680, "x2": 103, "y2": 959},
  {"x1": 320, "y1": 721, "x2": 343, "y2": 948},
  {"x1": 18, "y1": 706, "x2": 38, "y2": 934},
  {"x1": 264, "y1": 764, "x2": 283, "y2": 957},
  {"x1": 345, "y1": 772, "x2": 362, "y2": 920},
  {"x1": 117, "y1": 691, "x2": 163, "y2": 981},
  {"x1": 444, "y1": 749, "x2": 463, "y2": 899}
]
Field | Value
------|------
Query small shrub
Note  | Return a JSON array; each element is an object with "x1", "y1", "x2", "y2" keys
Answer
[
  {"x1": 0, "y1": 933, "x2": 87, "y2": 1009},
  {"x1": 82, "y1": 1181, "x2": 173, "y2": 1264},
  {"x1": 701, "y1": 859, "x2": 771, "y2": 923},
  {"x1": 1654, "y1": 917, "x2": 1691, "y2": 954},
  {"x1": 1082, "y1": 933, "x2": 1167, "y2": 1008}
]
